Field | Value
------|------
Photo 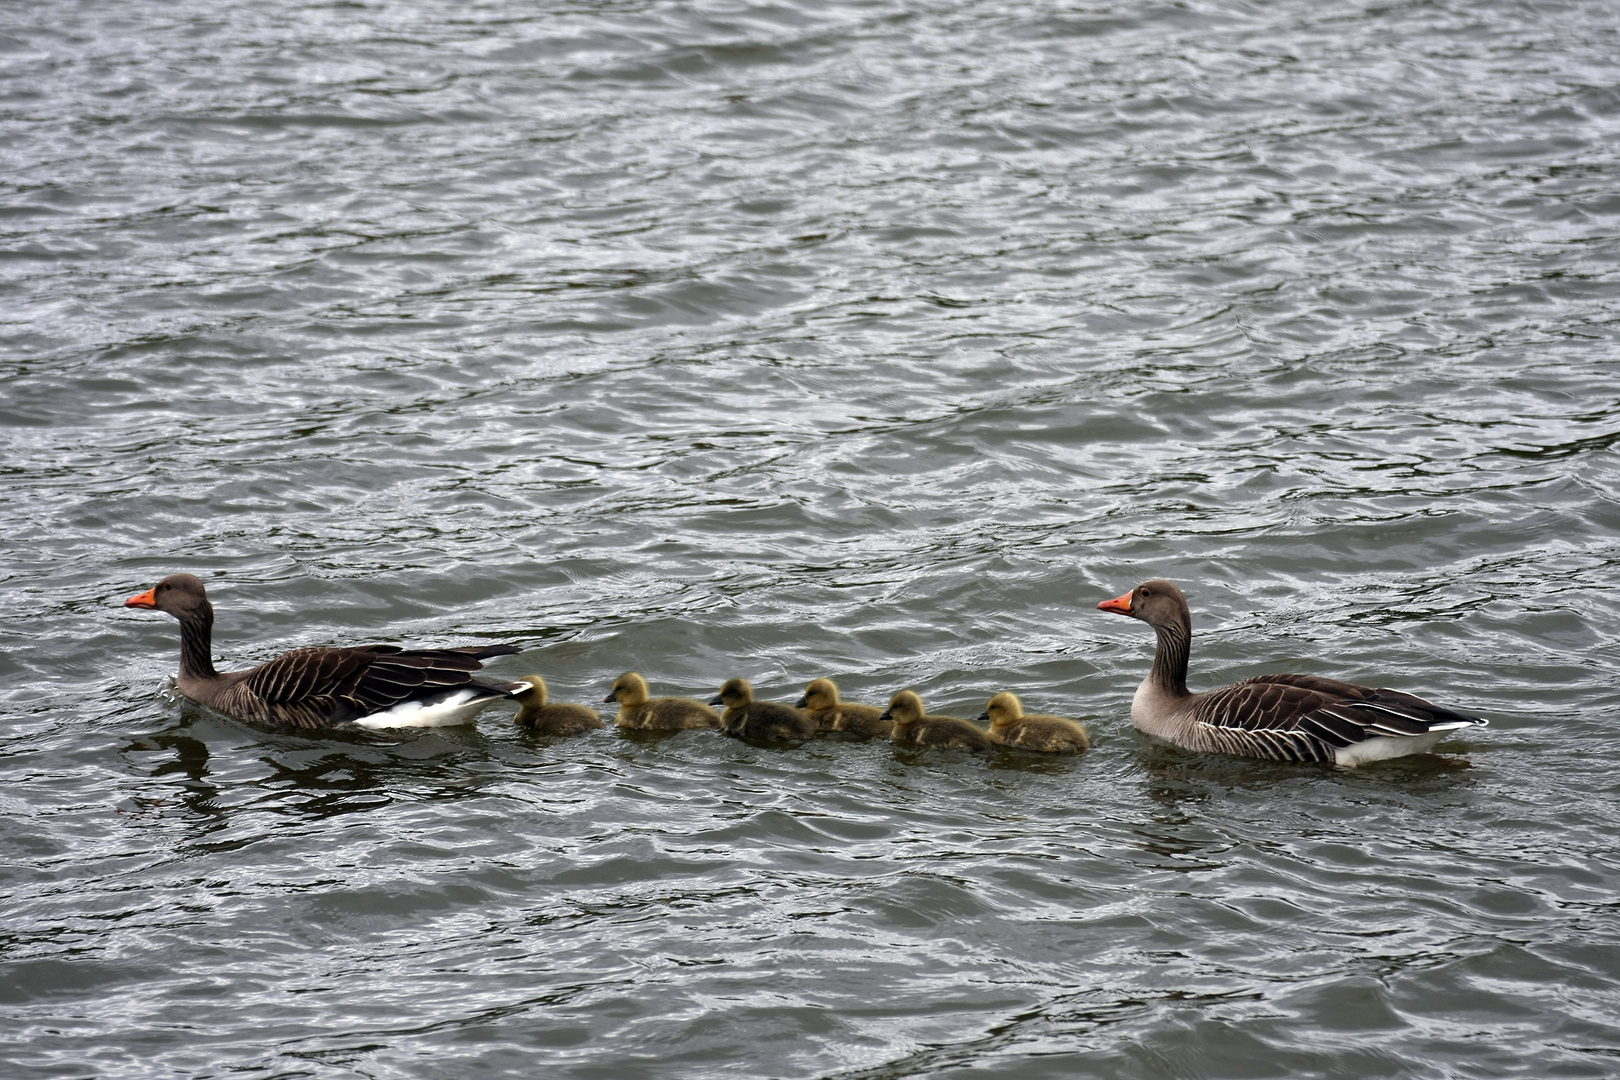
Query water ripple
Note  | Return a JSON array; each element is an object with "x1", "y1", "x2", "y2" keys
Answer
[{"x1": 4, "y1": 0, "x2": 1620, "y2": 1076}]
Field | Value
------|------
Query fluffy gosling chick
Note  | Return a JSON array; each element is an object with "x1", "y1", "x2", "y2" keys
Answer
[
  {"x1": 883, "y1": 690, "x2": 992, "y2": 753},
  {"x1": 514, "y1": 675, "x2": 605, "y2": 735},
  {"x1": 603, "y1": 672, "x2": 720, "y2": 731},
  {"x1": 711, "y1": 678, "x2": 817, "y2": 742},
  {"x1": 979, "y1": 691, "x2": 1090, "y2": 754},
  {"x1": 797, "y1": 677, "x2": 890, "y2": 738}
]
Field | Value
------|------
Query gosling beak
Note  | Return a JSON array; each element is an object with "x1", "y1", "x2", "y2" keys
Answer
[
  {"x1": 976, "y1": 711, "x2": 990, "y2": 723},
  {"x1": 602, "y1": 691, "x2": 618, "y2": 703},
  {"x1": 707, "y1": 694, "x2": 725, "y2": 706},
  {"x1": 1097, "y1": 589, "x2": 1133, "y2": 615},
  {"x1": 124, "y1": 586, "x2": 158, "y2": 609},
  {"x1": 793, "y1": 696, "x2": 808, "y2": 708},
  {"x1": 878, "y1": 710, "x2": 892, "y2": 722}
]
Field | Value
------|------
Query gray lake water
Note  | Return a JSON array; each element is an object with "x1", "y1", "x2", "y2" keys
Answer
[{"x1": 3, "y1": 1, "x2": 1619, "y2": 1076}]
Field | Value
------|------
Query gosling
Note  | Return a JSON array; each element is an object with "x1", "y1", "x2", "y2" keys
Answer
[
  {"x1": 797, "y1": 677, "x2": 890, "y2": 738},
  {"x1": 883, "y1": 690, "x2": 993, "y2": 753},
  {"x1": 979, "y1": 692, "x2": 1090, "y2": 754},
  {"x1": 603, "y1": 672, "x2": 720, "y2": 731},
  {"x1": 711, "y1": 678, "x2": 817, "y2": 742},
  {"x1": 514, "y1": 675, "x2": 605, "y2": 735}
]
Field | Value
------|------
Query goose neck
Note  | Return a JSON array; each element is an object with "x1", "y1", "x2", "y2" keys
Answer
[
  {"x1": 177, "y1": 604, "x2": 219, "y2": 682},
  {"x1": 1149, "y1": 620, "x2": 1191, "y2": 699}
]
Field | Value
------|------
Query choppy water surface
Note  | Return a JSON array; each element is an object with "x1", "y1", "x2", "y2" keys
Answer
[{"x1": 4, "y1": 0, "x2": 1620, "y2": 1076}]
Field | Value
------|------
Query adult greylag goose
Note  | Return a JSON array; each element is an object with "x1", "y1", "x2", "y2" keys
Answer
[
  {"x1": 514, "y1": 676, "x2": 605, "y2": 735},
  {"x1": 124, "y1": 573, "x2": 523, "y2": 729},
  {"x1": 883, "y1": 690, "x2": 993, "y2": 753},
  {"x1": 1097, "y1": 579, "x2": 1488, "y2": 766},
  {"x1": 603, "y1": 672, "x2": 720, "y2": 731},
  {"x1": 796, "y1": 677, "x2": 890, "y2": 737},
  {"x1": 710, "y1": 678, "x2": 816, "y2": 742},
  {"x1": 979, "y1": 692, "x2": 1091, "y2": 754}
]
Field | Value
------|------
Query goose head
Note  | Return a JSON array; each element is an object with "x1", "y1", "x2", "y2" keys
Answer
[
  {"x1": 125, "y1": 573, "x2": 211, "y2": 620},
  {"x1": 1097, "y1": 579, "x2": 1190, "y2": 632}
]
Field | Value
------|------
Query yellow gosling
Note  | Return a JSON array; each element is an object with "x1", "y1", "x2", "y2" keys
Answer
[
  {"x1": 603, "y1": 672, "x2": 720, "y2": 731},
  {"x1": 711, "y1": 678, "x2": 817, "y2": 742},
  {"x1": 797, "y1": 677, "x2": 890, "y2": 738},
  {"x1": 514, "y1": 675, "x2": 606, "y2": 735},
  {"x1": 979, "y1": 691, "x2": 1090, "y2": 754},
  {"x1": 883, "y1": 690, "x2": 992, "y2": 753}
]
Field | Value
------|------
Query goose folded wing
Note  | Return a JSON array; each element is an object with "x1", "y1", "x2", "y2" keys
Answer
[
  {"x1": 1215, "y1": 675, "x2": 1472, "y2": 746},
  {"x1": 243, "y1": 647, "x2": 491, "y2": 714},
  {"x1": 1181, "y1": 680, "x2": 1339, "y2": 760},
  {"x1": 338, "y1": 649, "x2": 495, "y2": 715},
  {"x1": 1184, "y1": 677, "x2": 1360, "y2": 750},
  {"x1": 1249, "y1": 676, "x2": 1483, "y2": 736},
  {"x1": 242, "y1": 647, "x2": 373, "y2": 706}
]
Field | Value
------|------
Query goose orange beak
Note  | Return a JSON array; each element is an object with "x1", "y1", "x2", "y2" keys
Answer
[
  {"x1": 125, "y1": 587, "x2": 158, "y2": 609},
  {"x1": 1097, "y1": 590, "x2": 1133, "y2": 615}
]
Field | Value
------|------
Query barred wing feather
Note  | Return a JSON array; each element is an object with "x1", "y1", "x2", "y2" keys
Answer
[
  {"x1": 1187, "y1": 675, "x2": 1487, "y2": 762},
  {"x1": 237, "y1": 645, "x2": 518, "y2": 729}
]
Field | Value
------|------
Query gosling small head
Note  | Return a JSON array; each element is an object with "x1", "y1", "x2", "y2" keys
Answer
[
  {"x1": 710, "y1": 677, "x2": 753, "y2": 708},
  {"x1": 981, "y1": 691, "x2": 1023, "y2": 728},
  {"x1": 606, "y1": 671, "x2": 649, "y2": 706},
  {"x1": 516, "y1": 675, "x2": 549, "y2": 706},
  {"x1": 883, "y1": 690, "x2": 926, "y2": 724},
  {"x1": 799, "y1": 677, "x2": 838, "y2": 712}
]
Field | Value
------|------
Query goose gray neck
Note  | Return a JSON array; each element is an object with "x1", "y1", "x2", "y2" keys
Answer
[
  {"x1": 1149, "y1": 619, "x2": 1191, "y2": 699},
  {"x1": 177, "y1": 603, "x2": 219, "y2": 682}
]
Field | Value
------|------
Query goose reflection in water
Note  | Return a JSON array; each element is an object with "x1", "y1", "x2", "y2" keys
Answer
[{"x1": 119, "y1": 722, "x2": 222, "y2": 828}]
